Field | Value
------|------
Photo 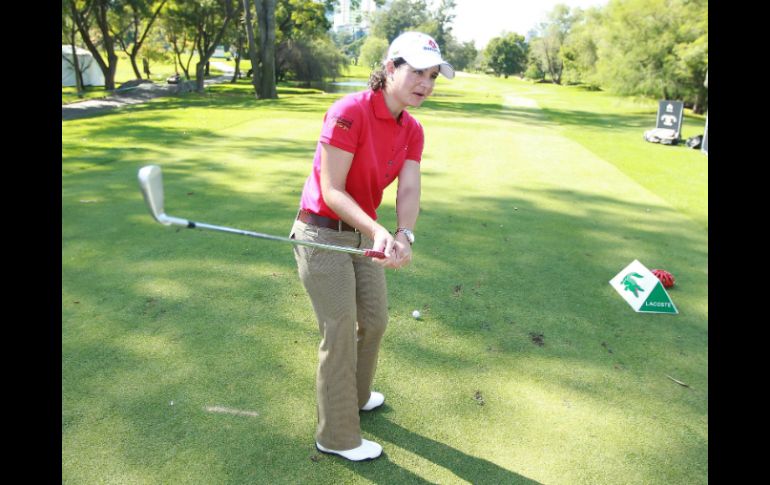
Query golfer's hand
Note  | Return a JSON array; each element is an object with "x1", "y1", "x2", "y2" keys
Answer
[
  {"x1": 371, "y1": 228, "x2": 412, "y2": 268},
  {"x1": 372, "y1": 227, "x2": 396, "y2": 267},
  {"x1": 388, "y1": 239, "x2": 412, "y2": 269},
  {"x1": 374, "y1": 235, "x2": 410, "y2": 269}
]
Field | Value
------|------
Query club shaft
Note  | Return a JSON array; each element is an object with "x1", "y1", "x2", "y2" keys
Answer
[
  {"x1": 137, "y1": 165, "x2": 385, "y2": 259},
  {"x1": 168, "y1": 217, "x2": 383, "y2": 258}
]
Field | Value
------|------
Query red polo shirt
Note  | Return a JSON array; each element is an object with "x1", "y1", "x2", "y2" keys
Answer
[{"x1": 299, "y1": 89, "x2": 424, "y2": 221}]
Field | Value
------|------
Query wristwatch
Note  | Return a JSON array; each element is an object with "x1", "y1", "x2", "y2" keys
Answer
[{"x1": 395, "y1": 228, "x2": 415, "y2": 245}]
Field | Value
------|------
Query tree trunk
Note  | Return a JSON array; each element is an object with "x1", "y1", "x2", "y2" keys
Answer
[
  {"x1": 195, "y1": 61, "x2": 206, "y2": 91},
  {"x1": 195, "y1": 31, "x2": 207, "y2": 92},
  {"x1": 169, "y1": 30, "x2": 192, "y2": 79},
  {"x1": 143, "y1": 58, "x2": 151, "y2": 79},
  {"x1": 183, "y1": 48, "x2": 195, "y2": 79},
  {"x1": 231, "y1": 30, "x2": 244, "y2": 83},
  {"x1": 127, "y1": 1, "x2": 168, "y2": 81},
  {"x1": 106, "y1": 54, "x2": 118, "y2": 90},
  {"x1": 242, "y1": 0, "x2": 261, "y2": 97},
  {"x1": 263, "y1": 0, "x2": 277, "y2": 98},
  {"x1": 256, "y1": 0, "x2": 277, "y2": 99},
  {"x1": 73, "y1": 51, "x2": 85, "y2": 95},
  {"x1": 692, "y1": 87, "x2": 707, "y2": 115},
  {"x1": 194, "y1": 1, "x2": 235, "y2": 92},
  {"x1": 95, "y1": 1, "x2": 118, "y2": 90},
  {"x1": 65, "y1": 24, "x2": 85, "y2": 96},
  {"x1": 180, "y1": 31, "x2": 199, "y2": 80},
  {"x1": 70, "y1": 0, "x2": 118, "y2": 91},
  {"x1": 130, "y1": 56, "x2": 143, "y2": 79}
]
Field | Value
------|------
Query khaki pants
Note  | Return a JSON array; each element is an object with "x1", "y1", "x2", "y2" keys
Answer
[{"x1": 290, "y1": 219, "x2": 388, "y2": 450}]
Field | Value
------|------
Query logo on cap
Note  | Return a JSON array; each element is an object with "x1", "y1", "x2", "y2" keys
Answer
[{"x1": 424, "y1": 39, "x2": 439, "y2": 53}]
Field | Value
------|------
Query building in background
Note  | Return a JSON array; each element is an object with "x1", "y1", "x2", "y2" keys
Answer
[{"x1": 332, "y1": 0, "x2": 383, "y2": 35}]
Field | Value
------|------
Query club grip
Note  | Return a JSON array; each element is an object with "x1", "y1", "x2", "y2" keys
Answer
[{"x1": 364, "y1": 249, "x2": 386, "y2": 259}]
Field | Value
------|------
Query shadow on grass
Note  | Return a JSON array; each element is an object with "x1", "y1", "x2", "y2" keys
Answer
[
  {"x1": 538, "y1": 108, "x2": 652, "y2": 131},
  {"x1": 63, "y1": 81, "x2": 665, "y2": 151},
  {"x1": 421, "y1": 97, "x2": 659, "y2": 134},
  {"x1": 62, "y1": 139, "x2": 707, "y2": 481},
  {"x1": 350, "y1": 415, "x2": 543, "y2": 484},
  {"x1": 63, "y1": 129, "x2": 316, "y2": 175},
  {"x1": 421, "y1": 97, "x2": 548, "y2": 126},
  {"x1": 62, "y1": 83, "x2": 341, "y2": 122}
]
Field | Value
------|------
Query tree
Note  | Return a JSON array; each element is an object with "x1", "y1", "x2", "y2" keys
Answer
[
  {"x1": 430, "y1": 0, "x2": 456, "y2": 51},
  {"x1": 274, "y1": 0, "x2": 336, "y2": 84},
  {"x1": 162, "y1": 2, "x2": 200, "y2": 79},
  {"x1": 140, "y1": 30, "x2": 176, "y2": 79},
  {"x1": 560, "y1": 7, "x2": 602, "y2": 86},
  {"x1": 484, "y1": 32, "x2": 527, "y2": 78},
  {"x1": 524, "y1": 47, "x2": 546, "y2": 82},
  {"x1": 330, "y1": 29, "x2": 366, "y2": 65},
  {"x1": 242, "y1": 0, "x2": 262, "y2": 95},
  {"x1": 443, "y1": 38, "x2": 477, "y2": 72},
  {"x1": 368, "y1": 0, "x2": 463, "y2": 71},
  {"x1": 62, "y1": 1, "x2": 86, "y2": 96},
  {"x1": 278, "y1": 36, "x2": 347, "y2": 86},
  {"x1": 359, "y1": 35, "x2": 389, "y2": 69},
  {"x1": 254, "y1": 0, "x2": 277, "y2": 98},
  {"x1": 594, "y1": 0, "x2": 707, "y2": 112},
  {"x1": 528, "y1": 4, "x2": 580, "y2": 84},
  {"x1": 111, "y1": 0, "x2": 169, "y2": 80},
  {"x1": 371, "y1": 0, "x2": 430, "y2": 43},
  {"x1": 244, "y1": 0, "x2": 347, "y2": 97},
  {"x1": 226, "y1": 1, "x2": 245, "y2": 82},
  {"x1": 68, "y1": 0, "x2": 120, "y2": 90},
  {"x1": 187, "y1": 0, "x2": 236, "y2": 92},
  {"x1": 670, "y1": 0, "x2": 708, "y2": 113}
]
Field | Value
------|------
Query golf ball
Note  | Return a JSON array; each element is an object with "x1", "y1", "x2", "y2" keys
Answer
[{"x1": 412, "y1": 310, "x2": 421, "y2": 319}]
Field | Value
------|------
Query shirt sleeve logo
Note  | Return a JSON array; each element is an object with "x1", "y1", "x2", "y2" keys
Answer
[{"x1": 332, "y1": 115, "x2": 353, "y2": 131}]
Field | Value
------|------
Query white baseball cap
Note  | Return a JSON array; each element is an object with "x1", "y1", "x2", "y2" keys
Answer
[{"x1": 386, "y1": 32, "x2": 455, "y2": 79}]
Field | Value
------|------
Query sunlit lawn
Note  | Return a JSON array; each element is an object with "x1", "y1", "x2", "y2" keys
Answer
[{"x1": 62, "y1": 71, "x2": 707, "y2": 484}]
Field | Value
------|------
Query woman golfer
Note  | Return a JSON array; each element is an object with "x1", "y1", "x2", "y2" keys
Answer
[{"x1": 290, "y1": 32, "x2": 454, "y2": 461}]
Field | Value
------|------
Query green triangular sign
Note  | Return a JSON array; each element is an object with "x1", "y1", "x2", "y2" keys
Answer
[
  {"x1": 609, "y1": 260, "x2": 678, "y2": 314},
  {"x1": 639, "y1": 282, "x2": 678, "y2": 313}
]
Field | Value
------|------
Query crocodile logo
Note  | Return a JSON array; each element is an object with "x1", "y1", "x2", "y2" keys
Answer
[{"x1": 621, "y1": 272, "x2": 645, "y2": 298}]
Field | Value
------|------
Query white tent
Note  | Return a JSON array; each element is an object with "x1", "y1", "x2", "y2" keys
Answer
[{"x1": 62, "y1": 45, "x2": 104, "y2": 87}]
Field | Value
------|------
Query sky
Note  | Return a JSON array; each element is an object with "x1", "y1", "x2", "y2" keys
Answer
[{"x1": 446, "y1": 0, "x2": 610, "y2": 48}]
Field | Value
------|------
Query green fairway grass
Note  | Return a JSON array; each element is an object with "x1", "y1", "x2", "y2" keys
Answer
[{"x1": 62, "y1": 72, "x2": 707, "y2": 484}]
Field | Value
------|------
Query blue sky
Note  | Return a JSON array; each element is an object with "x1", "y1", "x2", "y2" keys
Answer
[{"x1": 447, "y1": 0, "x2": 609, "y2": 47}]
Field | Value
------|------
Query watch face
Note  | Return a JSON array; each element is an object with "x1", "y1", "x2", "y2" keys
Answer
[{"x1": 397, "y1": 229, "x2": 414, "y2": 243}]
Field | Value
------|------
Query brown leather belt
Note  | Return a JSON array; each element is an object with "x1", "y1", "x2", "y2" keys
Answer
[{"x1": 297, "y1": 209, "x2": 358, "y2": 232}]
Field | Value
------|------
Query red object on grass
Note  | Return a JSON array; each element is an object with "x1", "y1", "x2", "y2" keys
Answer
[{"x1": 651, "y1": 269, "x2": 675, "y2": 288}]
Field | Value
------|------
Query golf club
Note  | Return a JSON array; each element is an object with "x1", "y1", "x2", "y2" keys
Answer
[{"x1": 137, "y1": 165, "x2": 386, "y2": 259}]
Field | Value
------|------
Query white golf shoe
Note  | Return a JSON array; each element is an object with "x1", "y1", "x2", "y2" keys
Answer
[
  {"x1": 360, "y1": 391, "x2": 385, "y2": 411},
  {"x1": 316, "y1": 439, "x2": 383, "y2": 461}
]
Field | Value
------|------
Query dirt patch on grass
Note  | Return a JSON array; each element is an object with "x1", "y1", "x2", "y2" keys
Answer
[{"x1": 529, "y1": 332, "x2": 545, "y2": 346}]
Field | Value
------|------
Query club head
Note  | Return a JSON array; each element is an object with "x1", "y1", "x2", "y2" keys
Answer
[
  {"x1": 138, "y1": 165, "x2": 192, "y2": 227},
  {"x1": 138, "y1": 165, "x2": 168, "y2": 224}
]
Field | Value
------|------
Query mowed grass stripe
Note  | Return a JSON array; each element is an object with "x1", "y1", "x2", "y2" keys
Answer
[{"x1": 63, "y1": 76, "x2": 707, "y2": 485}]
